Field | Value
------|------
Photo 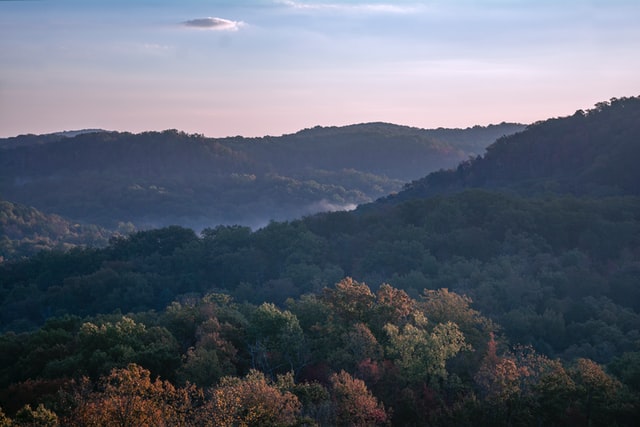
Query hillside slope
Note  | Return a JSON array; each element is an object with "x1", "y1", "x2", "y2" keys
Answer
[
  {"x1": 0, "y1": 199, "x2": 112, "y2": 261},
  {"x1": 0, "y1": 123, "x2": 521, "y2": 229},
  {"x1": 389, "y1": 97, "x2": 640, "y2": 203},
  {"x1": 1, "y1": 101, "x2": 638, "y2": 426}
]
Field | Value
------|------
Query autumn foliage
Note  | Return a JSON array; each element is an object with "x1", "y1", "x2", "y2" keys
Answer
[
  {"x1": 208, "y1": 370, "x2": 301, "y2": 427},
  {"x1": 0, "y1": 279, "x2": 638, "y2": 426}
]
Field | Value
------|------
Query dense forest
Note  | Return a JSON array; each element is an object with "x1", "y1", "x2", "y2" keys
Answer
[
  {"x1": 0, "y1": 122, "x2": 522, "y2": 231},
  {"x1": 2, "y1": 280, "x2": 636, "y2": 426},
  {"x1": 0, "y1": 199, "x2": 115, "y2": 262},
  {"x1": 0, "y1": 98, "x2": 639, "y2": 425},
  {"x1": 394, "y1": 97, "x2": 640, "y2": 201}
]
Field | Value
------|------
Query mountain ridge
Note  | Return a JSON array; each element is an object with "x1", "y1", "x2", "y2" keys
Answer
[
  {"x1": 0, "y1": 122, "x2": 522, "y2": 229},
  {"x1": 381, "y1": 96, "x2": 640, "y2": 205}
]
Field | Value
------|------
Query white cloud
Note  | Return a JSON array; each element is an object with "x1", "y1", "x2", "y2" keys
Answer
[
  {"x1": 183, "y1": 17, "x2": 245, "y2": 31},
  {"x1": 276, "y1": 0, "x2": 417, "y2": 14}
]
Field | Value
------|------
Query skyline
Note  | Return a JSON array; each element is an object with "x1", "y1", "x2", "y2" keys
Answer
[{"x1": 1, "y1": 0, "x2": 639, "y2": 138}]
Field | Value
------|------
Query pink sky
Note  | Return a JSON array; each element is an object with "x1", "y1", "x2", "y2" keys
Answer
[{"x1": 1, "y1": 0, "x2": 639, "y2": 137}]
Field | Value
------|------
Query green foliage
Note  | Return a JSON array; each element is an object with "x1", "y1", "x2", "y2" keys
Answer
[
  {"x1": 323, "y1": 278, "x2": 376, "y2": 324},
  {"x1": 609, "y1": 352, "x2": 640, "y2": 392},
  {"x1": 420, "y1": 288, "x2": 495, "y2": 353},
  {"x1": 2, "y1": 191, "x2": 640, "y2": 366},
  {"x1": 0, "y1": 199, "x2": 112, "y2": 262},
  {"x1": 384, "y1": 320, "x2": 469, "y2": 385},
  {"x1": 247, "y1": 303, "x2": 307, "y2": 376},
  {"x1": 0, "y1": 315, "x2": 180, "y2": 392},
  {"x1": 0, "y1": 280, "x2": 638, "y2": 426},
  {"x1": 13, "y1": 404, "x2": 58, "y2": 427}
]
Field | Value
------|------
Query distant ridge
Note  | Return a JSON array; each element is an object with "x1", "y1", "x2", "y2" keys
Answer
[
  {"x1": 287, "y1": 122, "x2": 524, "y2": 161},
  {"x1": 0, "y1": 128, "x2": 106, "y2": 150},
  {"x1": 384, "y1": 96, "x2": 640, "y2": 204},
  {"x1": 52, "y1": 129, "x2": 105, "y2": 138},
  {"x1": 0, "y1": 122, "x2": 521, "y2": 229}
]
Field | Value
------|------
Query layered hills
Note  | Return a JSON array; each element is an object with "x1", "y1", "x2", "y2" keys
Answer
[
  {"x1": 0, "y1": 122, "x2": 522, "y2": 231},
  {"x1": 1, "y1": 97, "x2": 639, "y2": 425}
]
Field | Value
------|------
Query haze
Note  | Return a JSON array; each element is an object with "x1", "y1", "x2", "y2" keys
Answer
[{"x1": 1, "y1": 0, "x2": 639, "y2": 137}]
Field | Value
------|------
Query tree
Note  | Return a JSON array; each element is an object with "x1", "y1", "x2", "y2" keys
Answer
[
  {"x1": 330, "y1": 370, "x2": 388, "y2": 427},
  {"x1": 609, "y1": 351, "x2": 640, "y2": 392},
  {"x1": 13, "y1": 404, "x2": 58, "y2": 427},
  {"x1": 247, "y1": 303, "x2": 307, "y2": 376},
  {"x1": 329, "y1": 323, "x2": 383, "y2": 372},
  {"x1": 420, "y1": 288, "x2": 494, "y2": 352},
  {"x1": 67, "y1": 364, "x2": 197, "y2": 427},
  {"x1": 289, "y1": 380, "x2": 332, "y2": 426},
  {"x1": 473, "y1": 335, "x2": 566, "y2": 426},
  {"x1": 110, "y1": 226, "x2": 198, "y2": 258},
  {"x1": 371, "y1": 284, "x2": 414, "y2": 333},
  {"x1": 473, "y1": 334, "x2": 527, "y2": 426},
  {"x1": 475, "y1": 342, "x2": 521, "y2": 402},
  {"x1": 323, "y1": 278, "x2": 375, "y2": 324},
  {"x1": 384, "y1": 319, "x2": 468, "y2": 385},
  {"x1": 571, "y1": 358, "x2": 623, "y2": 427},
  {"x1": 77, "y1": 317, "x2": 180, "y2": 380},
  {"x1": 533, "y1": 362, "x2": 576, "y2": 427},
  {"x1": 208, "y1": 370, "x2": 301, "y2": 427},
  {"x1": 176, "y1": 317, "x2": 237, "y2": 387},
  {"x1": 0, "y1": 407, "x2": 11, "y2": 427}
]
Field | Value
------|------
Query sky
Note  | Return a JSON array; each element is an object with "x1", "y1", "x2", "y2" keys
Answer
[{"x1": 1, "y1": 0, "x2": 639, "y2": 138}]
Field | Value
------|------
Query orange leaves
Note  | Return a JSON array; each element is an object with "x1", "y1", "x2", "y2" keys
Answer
[
  {"x1": 376, "y1": 284, "x2": 414, "y2": 323},
  {"x1": 64, "y1": 363, "x2": 390, "y2": 427},
  {"x1": 67, "y1": 364, "x2": 199, "y2": 427},
  {"x1": 330, "y1": 370, "x2": 389, "y2": 427},
  {"x1": 208, "y1": 370, "x2": 301, "y2": 427},
  {"x1": 476, "y1": 357, "x2": 521, "y2": 402}
]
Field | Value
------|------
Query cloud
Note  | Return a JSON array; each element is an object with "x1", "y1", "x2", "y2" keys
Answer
[
  {"x1": 183, "y1": 17, "x2": 244, "y2": 31},
  {"x1": 276, "y1": 0, "x2": 417, "y2": 14}
]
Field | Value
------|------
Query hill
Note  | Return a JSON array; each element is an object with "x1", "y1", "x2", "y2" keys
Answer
[
  {"x1": 0, "y1": 199, "x2": 113, "y2": 261},
  {"x1": 1, "y1": 99, "x2": 639, "y2": 348},
  {"x1": 0, "y1": 123, "x2": 522, "y2": 229},
  {"x1": 390, "y1": 97, "x2": 640, "y2": 202},
  {"x1": 0, "y1": 100, "x2": 639, "y2": 425}
]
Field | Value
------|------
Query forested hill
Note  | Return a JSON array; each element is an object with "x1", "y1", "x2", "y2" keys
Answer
[
  {"x1": 0, "y1": 122, "x2": 521, "y2": 229},
  {"x1": 0, "y1": 199, "x2": 113, "y2": 261},
  {"x1": 390, "y1": 96, "x2": 640, "y2": 203},
  {"x1": 237, "y1": 122, "x2": 525, "y2": 179},
  {"x1": 2, "y1": 104, "x2": 640, "y2": 425}
]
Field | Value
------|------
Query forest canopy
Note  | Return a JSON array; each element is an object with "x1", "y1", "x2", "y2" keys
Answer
[
  {"x1": 0, "y1": 122, "x2": 522, "y2": 230},
  {"x1": 0, "y1": 97, "x2": 639, "y2": 425}
]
